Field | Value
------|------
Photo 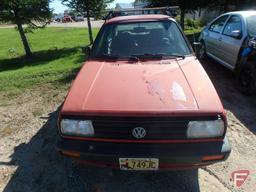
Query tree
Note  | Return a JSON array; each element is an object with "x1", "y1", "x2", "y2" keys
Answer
[
  {"x1": 149, "y1": 0, "x2": 215, "y2": 30},
  {"x1": 0, "y1": 0, "x2": 52, "y2": 57},
  {"x1": 211, "y1": 0, "x2": 256, "y2": 12},
  {"x1": 62, "y1": 0, "x2": 113, "y2": 44}
]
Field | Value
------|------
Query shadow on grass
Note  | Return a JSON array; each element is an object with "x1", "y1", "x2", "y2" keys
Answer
[
  {"x1": 57, "y1": 67, "x2": 81, "y2": 85},
  {"x1": 0, "y1": 46, "x2": 87, "y2": 72},
  {"x1": 1, "y1": 107, "x2": 200, "y2": 192}
]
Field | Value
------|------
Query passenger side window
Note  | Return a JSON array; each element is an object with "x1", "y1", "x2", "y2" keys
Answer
[
  {"x1": 223, "y1": 16, "x2": 242, "y2": 37},
  {"x1": 209, "y1": 15, "x2": 229, "y2": 33}
]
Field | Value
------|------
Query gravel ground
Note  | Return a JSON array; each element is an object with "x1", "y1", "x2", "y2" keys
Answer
[{"x1": 0, "y1": 58, "x2": 256, "y2": 192}]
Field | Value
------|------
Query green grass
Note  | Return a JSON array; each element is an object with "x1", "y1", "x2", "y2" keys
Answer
[
  {"x1": 184, "y1": 27, "x2": 203, "y2": 35},
  {"x1": 0, "y1": 27, "x2": 99, "y2": 100},
  {"x1": 184, "y1": 27, "x2": 203, "y2": 44},
  {"x1": 0, "y1": 26, "x2": 202, "y2": 102}
]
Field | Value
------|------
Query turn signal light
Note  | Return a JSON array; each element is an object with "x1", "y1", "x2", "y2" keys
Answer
[
  {"x1": 202, "y1": 155, "x2": 224, "y2": 161},
  {"x1": 60, "y1": 150, "x2": 80, "y2": 158}
]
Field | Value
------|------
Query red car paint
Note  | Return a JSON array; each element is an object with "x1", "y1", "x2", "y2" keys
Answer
[
  {"x1": 57, "y1": 14, "x2": 230, "y2": 170},
  {"x1": 61, "y1": 58, "x2": 224, "y2": 116}
]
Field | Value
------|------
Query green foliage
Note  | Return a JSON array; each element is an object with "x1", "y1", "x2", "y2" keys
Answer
[
  {"x1": 0, "y1": 27, "x2": 99, "y2": 97},
  {"x1": 62, "y1": 0, "x2": 113, "y2": 18},
  {"x1": 0, "y1": 0, "x2": 52, "y2": 57},
  {"x1": 185, "y1": 18, "x2": 195, "y2": 28},
  {"x1": 207, "y1": 0, "x2": 256, "y2": 12},
  {"x1": 148, "y1": 0, "x2": 210, "y2": 29},
  {"x1": 0, "y1": 0, "x2": 52, "y2": 28},
  {"x1": 197, "y1": 19, "x2": 207, "y2": 27},
  {"x1": 148, "y1": 0, "x2": 210, "y2": 12},
  {"x1": 185, "y1": 18, "x2": 205, "y2": 29},
  {"x1": 150, "y1": 0, "x2": 256, "y2": 13},
  {"x1": 175, "y1": 14, "x2": 181, "y2": 23}
]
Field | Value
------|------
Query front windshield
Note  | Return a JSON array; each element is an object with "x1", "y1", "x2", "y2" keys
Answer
[
  {"x1": 247, "y1": 15, "x2": 256, "y2": 37},
  {"x1": 91, "y1": 20, "x2": 192, "y2": 59}
]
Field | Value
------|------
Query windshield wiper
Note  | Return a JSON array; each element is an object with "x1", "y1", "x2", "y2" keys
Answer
[
  {"x1": 127, "y1": 56, "x2": 139, "y2": 62},
  {"x1": 96, "y1": 54, "x2": 139, "y2": 62},
  {"x1": 132, "y1": 53, "x2": 186, "y2": 60},
  {"x1": 96, "y1": 54, "x2": 119, "y2": 60},
  {"x1": 161, "y1": 54, "x2": 186, "y2": 59},
  {"x1": 132, "y1": 53, "x2": 163, "y2": 59}
]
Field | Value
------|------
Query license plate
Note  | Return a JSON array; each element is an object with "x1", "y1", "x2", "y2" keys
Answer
[{"x1": 119, "y1": 158, "x2": 159, "y2": 171}]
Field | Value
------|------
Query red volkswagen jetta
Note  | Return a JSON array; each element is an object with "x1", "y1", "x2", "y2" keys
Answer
[{"x1": 56, "y1": 12, "x2": 231, "y2": 171}]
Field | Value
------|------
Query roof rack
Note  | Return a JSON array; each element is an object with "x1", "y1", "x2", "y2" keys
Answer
[{"x1": 103, "y1": 6, "x2": 179, "y2": 20}]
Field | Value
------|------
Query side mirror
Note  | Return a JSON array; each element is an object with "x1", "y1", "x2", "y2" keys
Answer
[
  {"x1": 230, "y1": 30, "x2": 242, "y2": 39},
  {"x1": 193, "y1": 42, "x2": 201, "y2": 53},
  {"x1": 82, "y1": 45, "x2": 91, "y2": 56},
  {"x1": 248, "y1": 38, "x2": 256, "y2": 49}
]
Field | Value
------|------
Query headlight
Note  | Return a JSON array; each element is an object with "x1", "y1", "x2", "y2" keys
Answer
[
  {"x1": 61, "y1": 119, "x2": 94, "y2": 136},
  {"x1": 187, "y1": 120, "x2": 224, "y2": 138}
]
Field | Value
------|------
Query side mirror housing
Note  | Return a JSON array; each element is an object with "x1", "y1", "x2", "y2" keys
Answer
[
  {"x1": 82, "y1": 46, "x2": 91, "y2": 56},
  {"x1": 248, "y1": 38, "x2": 256, "y2": 49},
  {"x1": 193, "y1": 42, "x2": 201, "y2": 53}
]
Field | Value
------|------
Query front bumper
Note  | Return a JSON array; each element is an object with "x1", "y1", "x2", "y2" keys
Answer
[{"x1": 56, "y1": 137, "x2": 231, "y2": 170}]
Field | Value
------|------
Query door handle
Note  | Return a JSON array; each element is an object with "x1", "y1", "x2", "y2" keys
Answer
[{"x1": 218, "y1": 37, "x2": 222, "y2": 41}]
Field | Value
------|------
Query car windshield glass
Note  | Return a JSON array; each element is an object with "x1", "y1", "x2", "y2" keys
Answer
[
  {"x1": 247, "y1": 15, "x2": 256, "y2": 37},
  {"x1": 91, "y1": 20, "x2": 192, "y2": 59}
]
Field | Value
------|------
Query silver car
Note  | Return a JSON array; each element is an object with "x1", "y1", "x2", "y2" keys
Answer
[{"x1": 198, "y1": 11, "x2": 256, "y2": 94}]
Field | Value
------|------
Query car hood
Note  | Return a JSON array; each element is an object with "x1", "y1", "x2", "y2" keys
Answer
[{"x1": 61, "y1": 57, "x2": 224, "y2": 116}]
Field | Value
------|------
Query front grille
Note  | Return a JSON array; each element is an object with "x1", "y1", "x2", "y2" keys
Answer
[{"x1": 90, "y1": 116, "x2": 219, "y2": 140}]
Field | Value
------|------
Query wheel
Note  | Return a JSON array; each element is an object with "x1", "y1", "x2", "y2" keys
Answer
[
  {"x1": 198, "y1": 41, "x2": 207, "y2": 61},
  {"x1": 236, "y1": 63, "x2": 256, "y2": 95}
]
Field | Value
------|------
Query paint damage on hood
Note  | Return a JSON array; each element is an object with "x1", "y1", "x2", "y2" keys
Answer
[{"x1": 61, "y1": 56, "x2": 224, "y2": 116}]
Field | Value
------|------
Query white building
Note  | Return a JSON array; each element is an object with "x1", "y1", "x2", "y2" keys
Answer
[
  {"x1": 115, "y1": 3, "x2": 134, "y2": 10},
  {"x1": 134, "y1": 0, "x2": 149, "y2": 9}
]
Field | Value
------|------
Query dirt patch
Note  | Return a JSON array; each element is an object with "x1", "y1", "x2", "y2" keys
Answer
[{"x1": 0, "y1": 59, "x2": 256, "y2": 191}]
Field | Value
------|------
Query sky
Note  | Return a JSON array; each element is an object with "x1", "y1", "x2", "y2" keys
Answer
[{"x1": 50, "y1": 0, "x2": 134, "y2": 13}]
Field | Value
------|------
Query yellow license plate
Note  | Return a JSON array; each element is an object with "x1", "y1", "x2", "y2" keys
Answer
[{"x1": 119, "y1": 158, "x2": 159, "y2": 171}]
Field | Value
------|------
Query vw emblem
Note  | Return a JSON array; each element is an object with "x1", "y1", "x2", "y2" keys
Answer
[{"x1": 132, "y1": 127, "x2": 146, "y2": 139}]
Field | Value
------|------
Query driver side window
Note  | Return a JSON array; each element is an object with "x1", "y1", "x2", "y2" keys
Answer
[
  {"x1": 223, "y1": 16, "x2": 242, "y2": 37},
  {"x1": 209, "y1": 15, "x2": 229, "y2": 33}
]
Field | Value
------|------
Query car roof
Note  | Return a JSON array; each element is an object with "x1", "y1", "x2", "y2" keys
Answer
[
  {"x1": 105, "y1": 14, "x2": 172, "y2": 24},
  {"x1": 223, "y1": 10, "x2": 256, "y2": 18}
]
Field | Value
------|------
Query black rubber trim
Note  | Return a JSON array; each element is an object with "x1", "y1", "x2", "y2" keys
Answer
[{"x1": 56, "y1": 136, "x2": 231, "y2": 164}]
